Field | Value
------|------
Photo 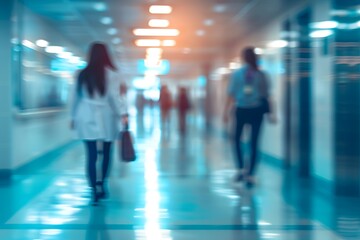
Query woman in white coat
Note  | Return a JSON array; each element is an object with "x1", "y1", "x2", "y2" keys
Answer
[{"x1": 70, "y1": 42, "x2": 126, "y2": 205}]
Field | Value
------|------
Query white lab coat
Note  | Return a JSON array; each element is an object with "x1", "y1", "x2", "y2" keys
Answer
[{"x1": 71, "y1": 70, "x2": 126, "y2": 141}]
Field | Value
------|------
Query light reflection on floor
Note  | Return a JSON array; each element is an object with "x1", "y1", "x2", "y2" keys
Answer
[{"x1": 0, "y1": 107, "x2": 345, "y2": 239}]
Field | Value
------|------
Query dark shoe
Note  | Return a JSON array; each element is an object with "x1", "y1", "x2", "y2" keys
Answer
[
  {"x1": 235, "y1": 173, "x2": 244, "y2": 182},
  {"x1": 233, "y1": 169, "x2": 246, "y2": 182},
  {"x1": 96, "y1": 181, "x2": 107, "y2": 199},
  {"x1": 246, "y1": 176, "x2": 256, "y2": 188}
]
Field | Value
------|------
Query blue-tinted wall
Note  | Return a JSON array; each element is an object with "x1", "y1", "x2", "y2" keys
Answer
[{"x1": 206, "y1": 0, "x2": 360, "y2": 196}]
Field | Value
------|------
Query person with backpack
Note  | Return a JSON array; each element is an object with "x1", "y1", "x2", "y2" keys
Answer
[{"x1": 223, "y1": 46, "x2": 276, "y2": 187}]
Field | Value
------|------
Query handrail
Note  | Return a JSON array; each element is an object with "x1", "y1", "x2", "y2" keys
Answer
[{"x1": 13, "y1": 107, "x2": 67, "y2": 118}]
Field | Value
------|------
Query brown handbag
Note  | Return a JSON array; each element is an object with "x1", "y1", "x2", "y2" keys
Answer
[{"x1": 119, "y1": 123, "x2": 136, "y2": 162}]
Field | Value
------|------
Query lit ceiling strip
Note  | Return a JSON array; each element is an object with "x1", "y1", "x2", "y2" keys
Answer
[
  {"x1": 135, "y1": 39, "x2": 161, "y2": 47},
  {"x1": 149, "y1": 19, "x2": 170, "y2": 27},
  {"x1": 149, "y1": 5, "x2": 172, "y2": 14},
  {"x1": 135, "y1": 39, "x2": 176, "y2": 47},
  {"x1": 133, "y1": 28, "x2": 180, "y2": 36},
  {"x1": 162, "y1": 40, "x2": 176, "y2": 47}
]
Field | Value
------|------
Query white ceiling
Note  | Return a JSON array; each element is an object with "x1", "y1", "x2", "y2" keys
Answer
[{"x1": 21, "y1": 0, "x2": 303, "y2": 81}]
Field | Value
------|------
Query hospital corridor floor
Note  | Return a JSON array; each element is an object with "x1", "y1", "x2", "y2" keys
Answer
[{"x1": 0, "y1": 108, "x2": 357, "y2": 240}]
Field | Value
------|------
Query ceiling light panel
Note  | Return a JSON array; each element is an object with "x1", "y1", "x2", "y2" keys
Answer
[
  {"x1": 107, "y1": 28, "x2": 118, "y2": 35},
  {"x1": 36, "y1": 39, "x2": 49, "y2": 47},
  {"x1": 45, "y1": 46, "x2": 64, "y2": 53},
  {"x1": 100, "y1": 17, "x2": 113, "y2": 25},
  {"x1": 93, "y1": 2, "x2": 107, "y2": 11},
  {"x1": 149, "y1": 19, "x2": 170, "y2": 27},
  {"x1": 149, "y1": 5, "x2": 172, "y2": 14},
  {"x1": 267, "y1": 40, "x2": 288, "y2": 48},
  {"x1": 310, "y1": 21, "x2": 338, "y2": 29},
  {"x1": 58, "y1": 52, "x2": 72, "y2": 58},
  {"x1": 133, "y1": 28, "x2": 179, "y2": 36},
  {"x1": 162, "y1": 40, "x2": 176, "y2": 47},
  {"x1": 22, "y1": 40, "x2": 36, "y2": 49},
  {"x1": 196, "y1": 30, "x2": 205, "y2": 36},
  {"x1": 309, "y1": 30, "x2": 333, "y2": 38},
  {"x1": 135, "y1": 39, "x2": 176, "y2": 47},
  {"x1": 203, "y1": 19, "x2": 214, "y2": 26},
  {"x1": 182, "y1": 48, "x2": 191, "y2": 54},
  {"x1": 135, "y1": 39, "x2": 161, "y2": 47},
  {"x1": 112, "y1": 38, "x2": 121, "y2": 44},
  {"x1": 69, "y1": 56, "x2": 81, "y2": 64},
  {"x1": 213, "y1": 4, "x2": 227, "y2": 13},
  {"x1": 254, "y1": 48, "x2": 263, "y2": 54}
]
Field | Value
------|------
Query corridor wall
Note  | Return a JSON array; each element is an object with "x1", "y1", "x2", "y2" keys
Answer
[
  {"x1": 206, "y1": 0, "x2": 336, "y2": 185},
  {"x1": 10, "y1": 2, "x2": 81, "y2": 169}
]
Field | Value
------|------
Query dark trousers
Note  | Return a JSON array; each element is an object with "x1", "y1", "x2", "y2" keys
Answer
[
  {"x1": 84, "y1": 141, "x2": 112, "y2": 188},
  {"x1": 161, "y1": 109, "x2": 170, "y2": 126},
  {"x1": 234, "y1": 107, "x2": 263, "y2": 176},
  {"x1": 178, "y1": 111, "x2": 187, "y2": 133}
]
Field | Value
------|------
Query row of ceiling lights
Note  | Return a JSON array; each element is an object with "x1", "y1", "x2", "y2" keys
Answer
[
  {"x1": 95, "y1": 4, "x2": 180, "y2": 47},
  {"x1": 136, "y1": 5, "x2": 177, "y2": 74},
  {"x1": 213, "y1": 18, "x2": 360, "y2": 79},
  {"x1": 133, "y1": 5, "x2": 178, "y2": 48},
  {"x1": 99, "y1": 17, "x2": 121, "y2": 45},
  {"x1": 95, "y1": 2, "x2": 220, "y2": 52},
  {"x1": 94, "y1": 2, "x2": 121, "y2": 46},
  {"x1": 21, "y1": 39, "x2": 83, "y2": 65},
  {"x1": 132, "y1": 7, "x2": 215, "y2": 47}
]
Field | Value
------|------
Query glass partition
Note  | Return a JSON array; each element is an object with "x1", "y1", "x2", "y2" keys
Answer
[{"x1": 12, "y1": 1, "x2": 85, "y2": 112}]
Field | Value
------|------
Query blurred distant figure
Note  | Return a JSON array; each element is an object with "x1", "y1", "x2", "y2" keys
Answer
[
  {"x1": 177, "y1": 87, "x2": 191, "y2": 134},
  {"x1": 135, "y1": 91, "x2": 145, "y2": 115},
  {"x1": 223, "y1": 46, "x2": 276, "y2": 187},
  {"x1": 119, "y1": 83, "x2": 129, "y2": 128},
  {"x1": 159, "y1": 85, "x2": 172, "y2": 130},
  {"x1": 119, "y1": 83, "x2": 128, "y2": 103},
  {"x1": 70, "y1": 42, "x2": 127, "y2": 205},
  {"x1": 118, "y1": 83, "x2": 130, "y2": 133},
  {"x1": 46, "y1": 86, "x2": 61, "y2": 107}
]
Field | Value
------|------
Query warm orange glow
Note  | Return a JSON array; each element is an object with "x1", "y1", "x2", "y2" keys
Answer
[
  {"x1": 149, "y1": 19, "x2": 170, "y2": 27},
  {"x1": 135, "y1": 39, "x2": 176, "y2": 47},
  {"x1": 149, "y1": 5, "x2": 172, "y2": 14},
  {"x1": 133, "y1": 28, "x2": 179, "y2": 36}
]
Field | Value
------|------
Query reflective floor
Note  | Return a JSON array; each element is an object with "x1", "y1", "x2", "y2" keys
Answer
[{"x1": 0, "y1": 107, "x2": 358, "y2": 239}]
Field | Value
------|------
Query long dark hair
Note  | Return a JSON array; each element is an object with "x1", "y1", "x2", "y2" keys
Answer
[
  {"x1": 78, "y1": 42, "x2": 116, "y2": 97},
  {"x1": 242, "y1": 46, "x2": 258, "y2": 71}
]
